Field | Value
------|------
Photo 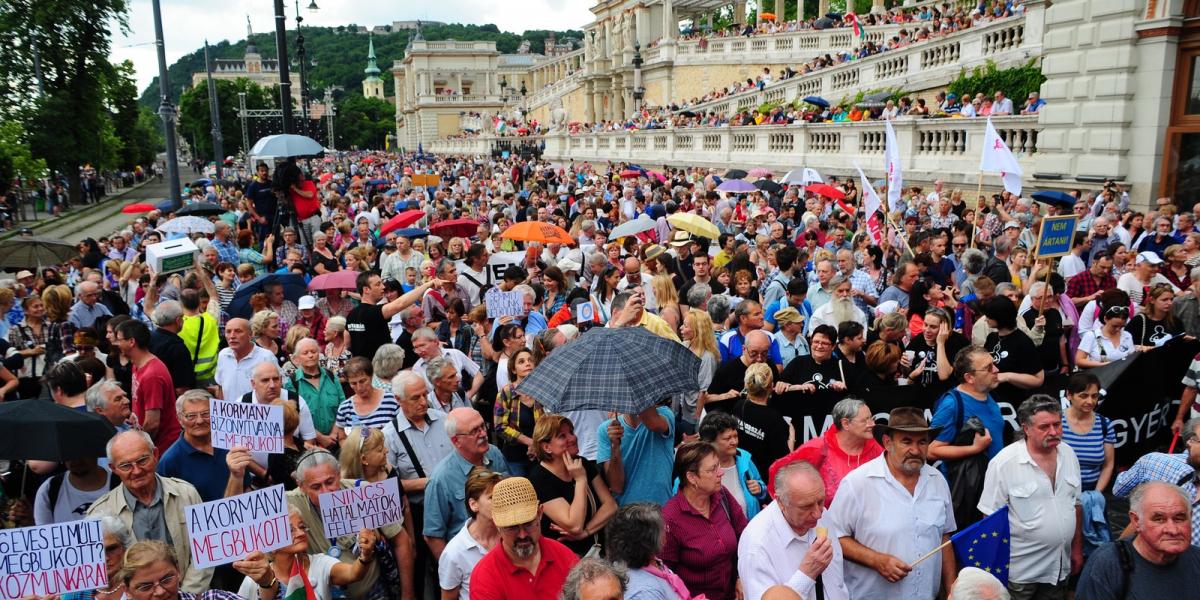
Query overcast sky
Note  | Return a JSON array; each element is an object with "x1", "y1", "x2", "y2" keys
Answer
[{"x1": 112, "y1": 0, "x2": 596, "y2": 92}]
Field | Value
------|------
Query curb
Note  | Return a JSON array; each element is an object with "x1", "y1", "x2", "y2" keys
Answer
[{"x1": 1, "y1": 177, "x2": 157, "y2": 242}]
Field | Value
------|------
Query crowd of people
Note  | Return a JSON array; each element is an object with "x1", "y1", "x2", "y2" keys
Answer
[{"x1": 1, "y1": 150, "x2": 1199, "y2": 600}]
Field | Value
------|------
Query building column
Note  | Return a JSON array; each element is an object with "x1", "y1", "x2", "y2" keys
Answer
[
  {"x1": 584, "y1": 81, "x2": 595, "y2": 122},
  {"x1": 635, "y1": 5, "x2": 650, "y2": 47},
  {"x1": 662, "y1": 0, "x2": 676, "y2": 43},
  {"x1": 613, "y1": 74, "x2": 625, "y2": 119},
  {"x1": 818, "y1": 0, "x2": 830, "y2": 17},
  {"x1": 871, "y1": 0, "x2": 885, "y2": 14},
  {"x1": 734, "y1": 1, "x2": 746, "y2": 24}
]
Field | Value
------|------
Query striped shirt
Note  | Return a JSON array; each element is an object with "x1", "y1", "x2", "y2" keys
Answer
[
  {"x1": 335, "y1": 393, "x2": 400, "y2": 432},
  {"x1": 1061, "y1": 413, "x2": 1115, "y2": 487}
]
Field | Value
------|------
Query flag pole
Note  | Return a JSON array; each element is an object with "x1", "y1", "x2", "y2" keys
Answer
[
  {"x1": 970, "y1": 172, "x2": 984, "y2": 248},
  {"x1": 911, "y1": 538, "x2": 953, "y2": 567}
]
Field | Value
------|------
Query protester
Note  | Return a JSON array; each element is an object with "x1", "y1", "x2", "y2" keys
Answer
[
  {"x1": 605, "y1": 502, "x2": 693, "y2": 599},
  {"x1": 529, "y1": 414, "x2": 617, "y2": 555},
  {"x1": 768, "y1": 397, "x2": 882, "y2": 504},
  {"x1": 697, "y1": 411, "x2": 768, "y2": 518}
]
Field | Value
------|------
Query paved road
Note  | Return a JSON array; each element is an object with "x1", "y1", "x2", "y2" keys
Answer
[{"x1": 49, "y1": 170, "x2": 193, "y2": 244}]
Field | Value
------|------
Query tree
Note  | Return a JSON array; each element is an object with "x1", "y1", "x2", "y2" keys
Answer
[
  {"x1": 334, "y1": 94, "x2": 394, "y2": 150},
  {"x1": 0, "y1": 121, "x2": 48, "y2": 195},
  {"x1": 178, "y1": 78, "x2": 275, "y2": 161},
  {"x1": 106, "y1": 60, "x2": 151, "y2": 170}
]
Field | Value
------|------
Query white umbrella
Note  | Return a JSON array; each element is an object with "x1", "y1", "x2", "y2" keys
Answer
[
  {"x1": 158, "y1": 216, "x2": 214, "y2": 235},
  {"x1": 248, "y1": 134, "x2": 324, "y2": 158},
  {"x1": 608, "y1": 214, "x2": 657, "y2": 239}
]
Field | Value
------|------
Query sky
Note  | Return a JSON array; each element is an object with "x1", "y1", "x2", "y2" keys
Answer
[{"x1": 111, "y1": 0, "x2": 596, "y2": 93}]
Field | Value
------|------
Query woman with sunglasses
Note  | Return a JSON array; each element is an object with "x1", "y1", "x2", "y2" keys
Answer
[
  {"x1": 1127, "y1": 283, "x2": 1184, "y2": 348},
  {"x1": 1076, "y1": 303, "x2": 1136, "y2": 368}
]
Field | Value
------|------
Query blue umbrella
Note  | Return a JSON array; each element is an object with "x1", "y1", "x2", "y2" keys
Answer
[
  {"x1": 717, "y1": 179, "x2": 758, "y2": 193},
  {"x1": 803, "y1": 96, "x2": 830, "y2": 108},
  {"x1": 226, "y1": 273, "x2": 307, "y2": 320},
  {"x1": 1031, "y1": 190, "x2": 1076, "y2": 209},
  {"x1": 375, "y1": 228, "x2": 429, "y2": 247},
  {"x1": 383, "y1": 189, "x2": 400, "y2": 196},
  {"x1": 516, "y1": 327, "x2": 701, "y2": 414},
  {"x1": 155, "y1": 199, "x2": 174, "y2": 212}
]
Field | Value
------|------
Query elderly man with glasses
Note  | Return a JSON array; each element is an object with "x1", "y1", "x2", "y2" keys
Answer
[
  {"x1": 87, "y1": 430, "x2": 212, "y2": 593},
  {"x1": 155, "y1": 390, "x2": 236, "y2": 503}
]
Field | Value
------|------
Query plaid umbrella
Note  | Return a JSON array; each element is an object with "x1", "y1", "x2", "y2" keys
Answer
[{"x1": 516, "y1": 327, "x2": 700, "y2": 414}]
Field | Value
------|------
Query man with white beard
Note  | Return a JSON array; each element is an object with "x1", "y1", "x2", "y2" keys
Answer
[{"x1": 808, "y1": 275, "x2": 867, "y2": 333}]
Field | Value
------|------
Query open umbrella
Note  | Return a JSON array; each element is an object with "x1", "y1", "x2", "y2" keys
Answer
[
  {"x1": 723, "y1": 169, "x2": 748, "y2": 180},
  {"x1": 176, "y1": 202, "x2": 226, "y2": 217},
  {"x1": 121, "y1": 203, "x2": 156, "y2": 214},
  {"x1": 155, "y1": 199, "x2": 175, "y2": 212},
  {"x1": 803, "y1": 96, "x2": 830, "y2": 108},
  {"x1": 620, "y1": 169, "x2": 644, "y2": 179},
  {"x1": 0, "y1": 400, "x2": 117, "y2": 461},
  {"x1": 226, "y1": 273, "x2": 307, "y2": 319},
  {"x1": 516, "y1": 327, "x2": 701, "y2": 414},
  {"x1": 647, "y1": 170, "x2": 668, "y2": 183},
  {"x1": 1031, "y1": 190, "x2": 1076, "y2": 209},
  {"x1": 806, "y1": 182, "x2": 846, "y2": 200},
  {"x1": 679, "y1": 110, "x2": 698, "y2": 118},
  {"x1": 0, "y1": 236, "x2": 76, "y2": 268},
  {"x1": 391, "y1": 227, "x2": 430, "y2": 239},
  {"x1": 430, "y1": 218, "x2": 482, "y2": 239},
  {"x1": 668, "y1": 212, "x2": 721, "y2": 239},
  {"x1": 608, "y1": 214, "x2": 657, "y2": 239},
  {"x1": 248, "y1": 134, "x2": 324, "y2": 158},
  {"x1": 157, "y1": 216, "x2": 214, "y2": 235},
  {"x1": 501, "y1": 221, "x2": 574, "y2": 245},
  {"x1": 717, "y1": 179, "x2": 758, "y2": 193},
  {"x1": 192, "y1": 178, "x2": 213, "y2": 187},
  {"x1": 748, "y1": 168, "x2": 773, "y2": 178},
  {"x1": 318, "y1": 173, "x2": 334, "y2": 184},
  {"x1": 760, "y1": 11, "x2": 776, "y2": 20},
  {"x1": 379, "y1": 210, "x2": 425, "y2": 235},
  {"x1": 781, "y1": 170, "x2": 805, "y2": 185},
  {"x1": 755, "y1": 179, "x2": 784, "y2": 195},
  {"x1": 308, "y1": 270, "x2": 361, "y2": 292}
]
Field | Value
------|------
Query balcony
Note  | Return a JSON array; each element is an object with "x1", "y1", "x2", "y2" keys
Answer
[{"x1": 673, "y1": 23, "x2": 905, "y2": 66}]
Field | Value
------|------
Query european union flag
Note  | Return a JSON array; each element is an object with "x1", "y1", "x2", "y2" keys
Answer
[{"x1": 951, "y1": 506, "x2": 1011, "y2": 585}]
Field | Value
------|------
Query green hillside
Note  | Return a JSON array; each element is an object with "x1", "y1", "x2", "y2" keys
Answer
[{"x1": 140, "y1": 23, "x2": 583, "y2": 108}]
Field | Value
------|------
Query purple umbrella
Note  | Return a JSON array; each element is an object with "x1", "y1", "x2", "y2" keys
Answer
[{"x1": 716, "y1": 179, "x2": 758, "y2": 193}]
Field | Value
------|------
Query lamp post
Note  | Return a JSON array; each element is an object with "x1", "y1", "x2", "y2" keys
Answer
[
  {"x1": 632, "y1": 40, "x2": 645, "y2": 114},
  {"x1": 150, "y1": 0, "x2": 181, "y2": 209},
  {"x1": 204, "y1": 40, "x2": 224, "y2": 179},
  {"x1": 294, "y1": 0, "x2": 319, "y2": 137},
  {"x1": 272, "y1": 0, "x2": 293, "y2": 134}
]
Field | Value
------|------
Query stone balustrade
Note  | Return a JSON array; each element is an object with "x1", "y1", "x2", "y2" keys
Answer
[{"x1": 671, "y1": 23, "x2": 905, "y2": 67}]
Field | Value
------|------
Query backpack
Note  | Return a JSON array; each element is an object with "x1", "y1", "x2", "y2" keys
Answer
[{"x1": 47, "y1": 471, "x2": 121, "y2": 514}]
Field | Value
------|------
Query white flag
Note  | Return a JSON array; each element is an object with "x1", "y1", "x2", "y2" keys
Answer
[
  {"x1": 884, "y1": 119, "x2": 902, "y2": 208},
  {"x1": 980, "y1": 118, "x2": 1023, "y2": 197},
  {"x1": 855, "y1": 163, "x2": 881, "y2": 219},
  {"x1": 802, "y1": 168, "x2": 824, "y2": 185}
]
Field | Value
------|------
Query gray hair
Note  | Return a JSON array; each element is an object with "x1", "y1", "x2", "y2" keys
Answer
[
  {"x1": 963, "y1": 249, "x2": 988, "y2": 275},
  {"x1": 326, "y1": 315, "x2": 347, "y2": 332},
  {"x1": 707, "y1": 294, "x2": 731, "y2": 325},
  {"x1": 950, "y1": 566, "x2": 1010, "y2": 600},
  {"x1": 392, "y1": 370, "x2": 426, "y2": 397},
  {"x1": 773, "y1": 460, "x2": 822, "y2": 504},
  {"x1": 560, "y1": 558, "x2": 628, "y2": 600},
  {"x1": 831, "y1": 398, "x2": 866, "y2": 431},
  {"x1": 99, "y1": 515, "x2": 135, "y2": 549},
  {"x1": 291, "y1": 449, "x2": 340, "y2": 484},
  {"x1": 610, "y1": 290, "x2": 634, "y2": 314},
  {"x1": 827, "y1": 272, "x2": 848, "y2": 289},
  {"x1": 1130, "y1": 481, "x2": 1192, "y2": 520},
  {"x1": 993, "y1": 236, "x2": 1015, "y2": 256},
  {"x1": 686, "y1": 282, "x2": 711, "y2": 307},
  {"x1": 425, "y1": 356, "x2": 455, "y2": 383},
  {"x1": 85, "y1": 380, "x2": 124, "y2": 412},
  {"x1": 586, "y1": 251, "x2": 608, "y2": 267},
  {"x1": 603, "y1": 502, "x2": 664, "y2": 568},
  {"x1": 1182, "y1": 417, "x2": 1200, "y2": 445},
  {"x1": 1016, "y1": 394, "x2": 1061, "y2": 429},
  {"x1": 151, "y1": 301, "x2": 183, "y2": 327},
  {"x1": 105, "y1": 430, "x2": 155, "y2": 464},
  {"x1": 1028, "y1": 281, "x2": 1049, "y2": 298},
  {"x1": 1190, "y1": 266, "x2": 1200, "y2": 282},
  {"x1": 411, "y1": 327, "x2": 439, "y2": 342},
  {"x1": 372, "y1": 344, "x2": 406, "y2": 380},
  {"x1": 174, "y1": 389, "x2": 212, "y2": 419},
  {"x1": 514, "y1": 284, "x2": 535, "y2": 301},
  {"x1": 994, "y1": 282, "x2": 1017, "y2": 297}
]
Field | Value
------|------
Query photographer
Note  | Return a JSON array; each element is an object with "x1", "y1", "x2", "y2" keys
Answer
[{"x1": 272, "y1": 161, "x2": 321, "y2": 249}]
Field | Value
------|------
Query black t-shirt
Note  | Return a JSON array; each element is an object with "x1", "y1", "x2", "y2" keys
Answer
[
  {"x1": 529, "y1": 459, "x2": 601, "y2": 556},
  {"x1": 780, "y1": 354, "x2": 843, "y2": 389},
  {"x1": 1125, "y1": 313, "x2": 1184, "y2": 347},
  {"x1": 730, "y1": 398, "x2": 791, "y2": 478},
  {"x1": 983, "y1": 329, "x2": 1041, "y2": 403},
  {"x1": 707, "y1": 359, "x2": 748, "y2": 414},
  {"x1": 395, "y1": 328, "x2": 417, "y2": 370},
  {"x1": 246, "y1": 179, "x2": 277, "y2": 217},
  {"x1": 1021, "y1": 309, "x2": 1065, "y2": 371},
  {"x1": 347, "y1": 303, "x2": 390, "y2": 360},
  {"x1": 906, "y1": 332, "x2": 970, "y2": 388}
]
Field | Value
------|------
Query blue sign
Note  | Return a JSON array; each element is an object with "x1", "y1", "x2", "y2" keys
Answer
[{"x1": 1034, "y1": 215, "x2": 1079, "y2": 258}]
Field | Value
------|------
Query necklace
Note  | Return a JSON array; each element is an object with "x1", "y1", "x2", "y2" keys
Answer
[{"x1": 95, "y1": 584, "x2": 122, "y2": 596}]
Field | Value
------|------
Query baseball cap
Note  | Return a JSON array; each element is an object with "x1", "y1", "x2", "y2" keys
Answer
[
  {"x1": 298, "y1": 295, "x2": 317, "y2": 310},
  {"x1": 1136, "y1": 251, "x2": 1164, "y2": 265},
  {"x1": 491, "y1": 477, "x2": 540, "y2": 528},
  {"x1": 16, "y1": 270, "x2": 33, "y2": 280},
  {"x1": 1003, "y1": 220, "x2": 1020, "y2": 230}
]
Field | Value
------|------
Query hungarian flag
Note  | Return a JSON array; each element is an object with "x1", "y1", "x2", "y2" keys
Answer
[
  {"x1": 283, "y1": 559, "x2": 317, "y2": 600},
  {"x1": 846, "y1": 13, "x2": 866, "y2": 41}
]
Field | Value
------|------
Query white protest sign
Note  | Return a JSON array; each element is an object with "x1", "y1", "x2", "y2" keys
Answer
[
  {"x1": 0, "y1": 519, "x2": 106, "y2": 600},
  {"x1": 455, "y1": 251, "x2": 525, "y2": 284},
  {"x1": 186, "y1": 484, "x2": 292, "y2": 569},
  {"x1": 576, "y1": 301, "x2": 595, "y2": 323},
  {"x1": 318, "y1": 478, "x2": 405, "y2": 540},
  {"x1": 485, "y1": 288, "x2": 525, "y2": 319},
  {"x1": 210, "y1": 400, "x2": 285, "y2": 454}
]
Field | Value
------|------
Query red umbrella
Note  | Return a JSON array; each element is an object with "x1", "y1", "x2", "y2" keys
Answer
[
  {"x1": 308, "y1": 270, "x2": 360, "y2": 292},
  {"x1": 431, "y1": 218, "x2": 482, "y2": 239},
  {"x1": 620, "y1": 169, "x2": 643, "y2": 179},
  {"x1": 318, "y1": 172, "x2": 334, "y2": 184},
  {"x1": 379, "y1": 210, "x2": 425, "y2": 235},
  {"x1": 121, "y1": 203, "x2": 156, "y2": 214},
  {"x1": 805, "y1": 183, "x2": 846, "y2": 200}
]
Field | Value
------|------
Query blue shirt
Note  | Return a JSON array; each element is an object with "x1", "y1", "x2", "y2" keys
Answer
[
  {"x1": 211, "y1": 239, "x2": 240, "y2": 266},
  {"x1": 423, "y1": 446, "x2": 511, "y2": 540},
  {"x1": 763, "y1": 298, "x2": 813, "y2": 329},
  {"x1": 718, "y1": 329, "x2": 783, "y2": 365},
  {"x1": 930, "y1": 388, "x2": 1006, "y2": 473},
  {"x1": 156, "y1": 436, "x2": 232, "y2": 503},
  {"x1": 596, "y1": 406, "x2": 676, "y2": 506},
  {"x1": 1061, "y1": 414, "x2": 1115, "y2": 487}
]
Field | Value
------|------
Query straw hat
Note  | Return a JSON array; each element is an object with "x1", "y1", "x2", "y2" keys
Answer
[{"x1": 491, "y1": 477, "x2": 540, "y2": 528}]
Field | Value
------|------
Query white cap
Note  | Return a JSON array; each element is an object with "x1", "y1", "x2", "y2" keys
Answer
[
  {"x1": 1136, "y1": 251, "x2": 1164, "y2": 265},
  {"x1": 298, "y1": 295, "x2": 317, "y2": 310}
]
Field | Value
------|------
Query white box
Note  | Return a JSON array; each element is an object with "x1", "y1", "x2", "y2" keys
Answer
[{"x1": 145, "y1": 238, "x2": 198, "y2": 275}]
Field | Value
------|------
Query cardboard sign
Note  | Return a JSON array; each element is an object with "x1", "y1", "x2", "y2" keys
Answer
[
  {"x1": 1034, "y1": 215, "x2": 1079, "y2": 259},
  {"x1": 210, "y1": 400, "x2": 285, "y2": 454},
  {"x1": 485, "y1": 288, "x2": 525, "y2": 319},
  {"x1": 0, "y1": 520, "x2": 107, "y2": 599},
  {"x1": 318, "y1": 478, "x2": 404, "y2": 539},
  {"x1": 186, "y1": 485, "x2": 292, "y2": 569}
]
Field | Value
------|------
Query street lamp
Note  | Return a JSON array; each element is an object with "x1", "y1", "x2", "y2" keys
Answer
[
  {"x1": 632, "y1": 40, "x2": 644, "y2": 113},
  {"x1": 150, "y1": 0, "x2": 181, "y2": 208},
  {"x1": 272, "y1": 0, "x2": 293, "y2": 134},
  {"x1": 294, "y1": 0, "x2": 318, "y2": 137}
]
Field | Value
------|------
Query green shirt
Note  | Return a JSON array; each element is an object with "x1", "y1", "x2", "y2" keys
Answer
[{"x1": 284, "y1": 366, "x2": 345, "y2": 435}]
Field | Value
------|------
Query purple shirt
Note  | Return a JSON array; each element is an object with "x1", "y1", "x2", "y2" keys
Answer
[{"x1": 661, "y1": 488, "x2": 748, "y2": 599}]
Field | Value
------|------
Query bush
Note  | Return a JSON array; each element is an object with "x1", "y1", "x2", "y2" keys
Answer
[{"x1": 948, "y1": 59, "x2": 1045, "y2": 104}]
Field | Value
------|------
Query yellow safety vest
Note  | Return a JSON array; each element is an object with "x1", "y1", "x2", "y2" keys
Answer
[{"x1": 179, "y1": 312, "x2": 219, "y2": 381}]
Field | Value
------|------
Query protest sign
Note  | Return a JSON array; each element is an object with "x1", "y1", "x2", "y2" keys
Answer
[
  {"x1": 1034, "y1": 215, "x2": 1078, "y2": 259},
  {"x1": 210, "y1": 400, "x2": 285, "y2": 454},
  {"x1": 186, "y1": 484, "x2": 292, "y2": 569},
  {"x1": 485, "y1": 288, "x2": 525, "y2": 319},
  {"x1": 318, "y1": 478, "x2": 404, "y2": 539},
  {"x1": 455, "y1": 251, "x2": 525, "y2": 284},
  {"x1": 576, "y1": 301, "x2": 595, "y2": 323},
  {"x1": 0, "y1": 519, "x2": 106, "y2": 600}
]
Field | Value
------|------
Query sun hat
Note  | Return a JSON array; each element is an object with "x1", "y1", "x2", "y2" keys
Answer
[
  {"x1": 872, "y1": 406, "x2": 941, "y2": 443},
  {"x1": 491, "y1": 477, "x2": 540, "y2": 528}
]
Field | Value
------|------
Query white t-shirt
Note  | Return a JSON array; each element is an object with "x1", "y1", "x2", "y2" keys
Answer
[
  {"x1": 1078, "y1": 328, "x2": 1136, "y2": 363},
  {"x1": 238, "y1": 553, "x2": 337, "y2": 600},
  {"x1": 1058, "y1": 253, "x2": 1086, "y2": 279},
  {"x1": 438, "y1": 519, "x2": 489, "y2": 600},
  {"x1": 34, "y1": 471, "x2": 112, "y2": 525},
  {"x1": 1117, "y1": 272, "x2": 1176, "y2": 307}
]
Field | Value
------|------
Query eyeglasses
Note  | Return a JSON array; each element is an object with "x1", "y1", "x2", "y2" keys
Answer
[
  {"x1": 181, "y1": 411, "x2": 210, "y2": 422},
  {"x1": 132, "y1": 573, "x2": 178, "y2": 594},
  {"x1": 499, "y1": 520, "x2": 538, "y2": 534},
  {"x1": 454, "y1": 424, "x2": 488, "y2": 438},
  {"x1": 113, "y1": 454, "x2": 153, "y2": 473},
  {"x1": 971, "y1": 363, "x2": 999, "y2": 373}
]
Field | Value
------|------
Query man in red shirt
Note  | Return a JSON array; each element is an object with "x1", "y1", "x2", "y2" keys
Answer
[
  {"x1": 470, "y1": 477, "x2": 579, "y2": 599},
  {"x1": 115, "y1": 319, "x2": 181, "y2": 456}
]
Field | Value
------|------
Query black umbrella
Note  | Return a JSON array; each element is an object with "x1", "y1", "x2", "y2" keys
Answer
[
  {"x1": 0, "y1": 236, "x2": 76, "y2": 268},
  {"x1": 227, "y1": 273, "x2": 308, "y2": 319},
  {"x1": 755, "y1": 179, "x2": 784, "y2": 194},
  {"x1": 176, "y1": 202, "x2": 227, "y2": 217},
  {"x1": 0, "y1": 400, "x2": 117, "y2": 461},
  {"x1": 724, "y1": 169, "x2": 749, "y2": 180},
  {"x1": 679, "y1": 110, "x2": 698, "y2": 118}
]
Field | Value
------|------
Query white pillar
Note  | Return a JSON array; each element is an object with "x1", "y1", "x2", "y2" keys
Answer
[
  {"x1": 871, "y1": 0, "x2": 885, "y2": 14},
  {"x1": 662, "y1": 0, "x2": 676, "y2": 42}
]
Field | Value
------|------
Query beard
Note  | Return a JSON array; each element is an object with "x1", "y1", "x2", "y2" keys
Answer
[
  {"x1": 830, "y1": 297, "x2": 856, "y2": 325},
  {"x1": 511, "y1": 537, "x2": 537, "y2": 559}
]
